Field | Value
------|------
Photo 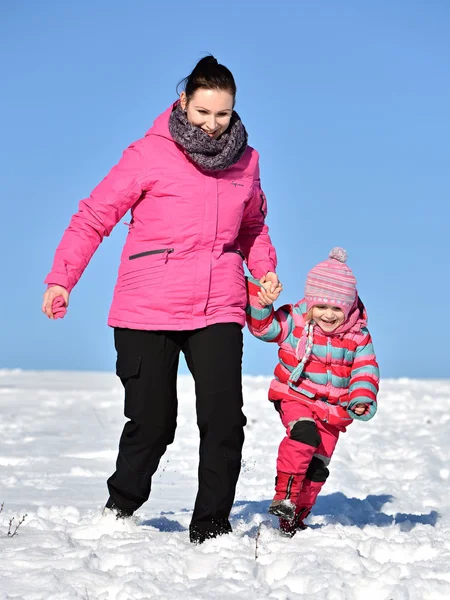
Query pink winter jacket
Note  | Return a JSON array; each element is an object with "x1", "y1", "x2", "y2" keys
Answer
[{"x1": 44, "y1": 103, "x2": 277, "y2": 330}]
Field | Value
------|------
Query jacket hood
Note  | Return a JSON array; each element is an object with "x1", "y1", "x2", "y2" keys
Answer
[
  {"x1": 145, "y1": 102, "x2": 177, "y2": 140},
  {"x1": 299, "y1": 296, "x2": 368, "y2": 336}
]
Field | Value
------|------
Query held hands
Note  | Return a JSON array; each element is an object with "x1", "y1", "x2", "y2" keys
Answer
[
  {"x1": 42, "y1": 285, "x2": 70, "y2": 319},
  {"x1": 353, "y1": 404, "x2": 368, "y2": 416},
  {"x1": 257, "y1": 272, "x2": 283, "y2": 307}
]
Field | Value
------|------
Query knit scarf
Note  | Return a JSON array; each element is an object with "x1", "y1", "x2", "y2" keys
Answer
[
  {"x1": 168, "y1": 103, "x2": 248, "y2": 171},
  {"x1": 290, "y1": 298, "x2": 367, "y2": 383}
]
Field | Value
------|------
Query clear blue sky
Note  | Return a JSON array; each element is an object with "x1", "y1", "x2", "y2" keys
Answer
[{"x1": 1, "y1": 0, "x2": 449, "y2": 377}]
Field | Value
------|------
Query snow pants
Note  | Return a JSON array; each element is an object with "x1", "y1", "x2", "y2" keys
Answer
[
  {"x1": 274, "y1": 399, "x2": 344, "y2": 512},
  {"x1": 107, "y1": 323, "x2": 246, "y2": 543}
]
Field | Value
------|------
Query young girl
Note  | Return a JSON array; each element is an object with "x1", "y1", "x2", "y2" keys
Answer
[{"x1": 247, "y1": 247, "x2": 379, "y2": 536}]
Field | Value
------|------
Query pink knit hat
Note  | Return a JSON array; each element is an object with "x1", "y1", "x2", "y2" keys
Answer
[{"x1": 305, "y1": 247, "x2": 357, "y2": 318}]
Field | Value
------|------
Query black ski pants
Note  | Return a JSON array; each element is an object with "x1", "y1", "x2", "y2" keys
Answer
[{"x1": 107, "y1": 323, "x2": 246, "y2": 542}]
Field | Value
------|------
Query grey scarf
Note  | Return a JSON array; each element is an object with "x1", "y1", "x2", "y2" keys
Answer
[{"x1": 168, "y1": 103, "x2": 248, "y2": 171}]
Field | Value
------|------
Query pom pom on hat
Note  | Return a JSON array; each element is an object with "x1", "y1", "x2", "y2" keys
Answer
[{"x1": 329, "y1": 247, "x2": 348, "y2": 263}]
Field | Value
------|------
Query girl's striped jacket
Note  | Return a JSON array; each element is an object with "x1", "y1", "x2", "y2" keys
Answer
[{"x1": 246, "y1": 278, "x2": 379, "y2": 427}]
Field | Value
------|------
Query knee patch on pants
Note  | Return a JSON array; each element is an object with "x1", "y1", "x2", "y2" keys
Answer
[
  {"x1": 306, "y1": 456, "x2": 330, "y2": 482},
  {"x1": 290, "y1": 420, "x2": 321, "y2": 447}
]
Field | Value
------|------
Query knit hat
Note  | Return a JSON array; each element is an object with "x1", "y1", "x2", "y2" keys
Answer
[{"x1": 304, "y1": 247, "x2": 357, "y2": 319}]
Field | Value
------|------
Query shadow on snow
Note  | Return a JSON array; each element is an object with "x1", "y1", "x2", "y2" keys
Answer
[
  {"x1": 141, "y1": 493, "x2": 438, "y2": 534},
  {"x1": 232, "y1": 493, "x2": 439, "y2": 533}
]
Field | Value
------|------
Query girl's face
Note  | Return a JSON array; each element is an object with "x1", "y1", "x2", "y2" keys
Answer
[
  {"x1": 180, "y1": 88, "x2": 234, "y2": 140},
  {"x1": 311, "y1": 305, "x2": 345, "y2": 332}
]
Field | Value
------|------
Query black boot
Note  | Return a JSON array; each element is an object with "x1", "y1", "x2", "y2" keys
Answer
[
  {"x1": 189, "y1": 519, "x2": 232, "y2": 544},
  {"x1": 103, "y1": 498, "x2": 134, "y2": 520}
]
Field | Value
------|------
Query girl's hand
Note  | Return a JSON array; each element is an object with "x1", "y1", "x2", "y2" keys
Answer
[
  {"x1": 42, "y1": 285, "x2": 70, "y2": 319},
  {"x1": 260, "y1": 271, "x2": 279, "y2": 293},
  {"x1": 353, "y1": 403, "x2": 368, "y2": 416},
  {"x1": 258, "y1": 280, "x2": 283, "y2": 307}
]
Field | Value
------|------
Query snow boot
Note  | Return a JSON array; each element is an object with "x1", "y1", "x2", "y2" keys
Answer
[
  {"x1": 268, "y1": 498, "x2": 296, "y2": 520},
  {"x1": 268, "y1": 472, "x2": 304, "y2": 521},
  {"x1": 103, "y1": 498, "x2": 134, "y2": 520},
  {"x1": 279, "y1": 508, "x2": 310, "y2": 537}
]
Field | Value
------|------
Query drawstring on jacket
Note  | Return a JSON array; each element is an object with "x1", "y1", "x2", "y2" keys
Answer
[{"x1": 289, "y1": 320, "x2": 315, "y2": 383}]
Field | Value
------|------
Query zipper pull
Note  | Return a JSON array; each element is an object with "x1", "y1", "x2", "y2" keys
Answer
[{"x1": 164, "y1": 248, "x2": 174, "y2": 262}]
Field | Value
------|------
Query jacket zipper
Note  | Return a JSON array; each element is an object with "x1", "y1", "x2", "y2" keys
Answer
[
  {"x1": 129, "y1": 248, "x2": 174, "y2": 261},
  {"x1": 326, "y1": 339, "x2": 332, "y2": 384}
]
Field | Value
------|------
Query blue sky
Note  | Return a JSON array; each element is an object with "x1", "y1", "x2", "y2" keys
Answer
[{"x1": 1, "y1": 0, "x2": 449, "y2": 377}]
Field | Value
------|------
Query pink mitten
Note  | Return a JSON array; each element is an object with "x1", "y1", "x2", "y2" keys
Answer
[{"x1": 52, "y1": 296, "x2": 67, "y2": 319}]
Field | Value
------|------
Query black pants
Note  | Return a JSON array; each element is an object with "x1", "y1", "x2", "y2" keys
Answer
[{"x1": 107, "y1": 323, "x2": 246, "y2": 542}]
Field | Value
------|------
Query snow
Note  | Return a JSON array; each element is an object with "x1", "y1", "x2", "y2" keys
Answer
[{"x1": 0, "y1": 370, "x2": 449, "y2": 599}]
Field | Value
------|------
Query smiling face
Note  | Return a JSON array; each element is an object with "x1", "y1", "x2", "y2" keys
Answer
[
  {"x1": 180, "y1": 88, "x2": 234, "y2": 140},
  {"x1": 311, "y1": 304, "x2": 346, "y2": 332}
]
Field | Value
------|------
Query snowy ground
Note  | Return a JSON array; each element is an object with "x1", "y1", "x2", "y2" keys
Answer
[{"x1": 0, "y1": 370, "x2": 449, "y2": 599}]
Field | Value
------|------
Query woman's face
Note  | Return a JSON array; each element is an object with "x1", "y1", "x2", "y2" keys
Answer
[{"x1": 180, "y1": 88, "x2": 234, "y2": 140}]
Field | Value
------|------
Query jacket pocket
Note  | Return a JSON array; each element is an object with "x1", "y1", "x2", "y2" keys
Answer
[
  {"x1": 288, "y1": 382, "x2": 316, "y2": 399},
  {"x1": 118, "y1": 248, "x2": 173, "y2": 292},
  {"x1": 116, "y1": 354, "x2": 142, "y2": 419},
  {"x1": 298, "y1": 387, "x2": 316, "y2": 399},
  {"x1": 129, "y1": 248, "x2": 174, "y2": 260}
]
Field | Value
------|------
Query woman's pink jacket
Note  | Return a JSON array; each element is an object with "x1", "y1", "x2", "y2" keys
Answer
[{"x1": 45, "y1": 103, "x2": 277, "y2": 330}]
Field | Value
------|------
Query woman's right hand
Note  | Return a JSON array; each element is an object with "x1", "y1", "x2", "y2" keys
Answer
[{"x1": 42, "y1": 285, "x2": 70, "y2": 319}]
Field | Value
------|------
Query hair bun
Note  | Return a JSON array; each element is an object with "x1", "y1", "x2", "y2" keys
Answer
[
  {"x1": 179, "y1": 55, "x2": 236, "y2": 101},
  {"x1": 328, "y1": 247, "x2": 348, "y2": 263},
  {"x1": 197, "y1": 55, "x2": 218, "y2": 67}
]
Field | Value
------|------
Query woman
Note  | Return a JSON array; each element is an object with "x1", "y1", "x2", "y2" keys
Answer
[{"x1": 42, "y1": 56, "x2": 278, "y2": 543}]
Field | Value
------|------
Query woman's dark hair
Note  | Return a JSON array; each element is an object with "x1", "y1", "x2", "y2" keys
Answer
[{"x1": 178, "y1": 55, "x2": 237, "y2": 103}]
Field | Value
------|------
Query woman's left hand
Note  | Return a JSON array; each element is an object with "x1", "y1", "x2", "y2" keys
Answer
[{"x1": 260, "y1": 271, "x2": 279, "y2": 293}]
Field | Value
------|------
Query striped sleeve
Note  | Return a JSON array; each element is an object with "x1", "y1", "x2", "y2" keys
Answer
[
  {"x1": 245, "y1": 277, "x2": 294, "y2": 344},
  {"x1": 347, "y1": 329, "x2": 380, "y2": 421}
]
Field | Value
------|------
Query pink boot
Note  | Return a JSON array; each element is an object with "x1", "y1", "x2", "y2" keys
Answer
[
  {"x1": 278, "y1": 478, "x2": 325, "y2": 536},
  {"x1": 268, "y1": 472, "x2": 304, "y2": 521},
  {"x1": 279, "y1": 508, "x2": 310, "y2": 537}
]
